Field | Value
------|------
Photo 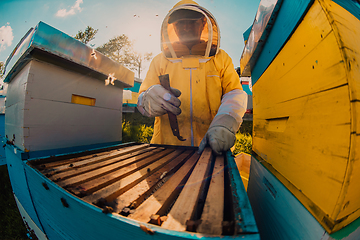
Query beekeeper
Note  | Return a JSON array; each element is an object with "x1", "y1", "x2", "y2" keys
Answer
[{"x1": 137, "y1": 0, "x2": 247, "y2": 155}]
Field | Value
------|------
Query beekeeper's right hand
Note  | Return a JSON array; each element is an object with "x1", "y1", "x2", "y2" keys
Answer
[{"x1": 137, "y1": 85, "x2": 181, "y2": 117}]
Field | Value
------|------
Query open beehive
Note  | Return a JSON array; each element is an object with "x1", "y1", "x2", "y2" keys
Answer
[
  {"x1": 4, "y1": 21, "x2": 258, "y2": 239},
  {"x1": 28, "y1": 143, "x2": 256, "y2": 236}
]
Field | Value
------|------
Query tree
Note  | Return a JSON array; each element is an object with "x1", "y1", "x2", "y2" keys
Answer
[
  {"x1": 74, "y1": 26, "x2": 98, "y2": 44},
  {"x1": 0, "y1": 62, "x2": 4, "y2": 80},
  {"x1": 96, "y1": 34, "x2": 154, "y2": 78},
  {"x1": 96, "y1": 34, "x2": 132, "y2": 64},
  {"x1": 125, "y1": 52, "x2": 153, "y2": 78},
  {"x1": 96, "y1": 35, "x2": 153, "y2": 78}
]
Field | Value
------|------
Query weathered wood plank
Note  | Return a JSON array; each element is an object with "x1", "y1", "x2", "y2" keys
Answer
[
  {"x1": 234, "y1": 153, "x2": 251, "y2": 190},
  {"x1": 127, "y1": 151, "x2": 202, "y2": 223},
  {"x1": 57, "y1": 148, "x2": 175, "y2": 188},
  {"x1": 48, "y1": 147, "x2": 161, "y2": 181},
  {"x1": 250, "y1": 0, "x2": 314, "y2": 84},
  {"x1": 226, "y1": 151, "x2": 258, "y2": 234},
  {"x1": 321, "y1": 0, "x2": 360, "y2": 227},
  {"x1": 197, "y1": 155, "x2": 224, "y2": 235},
  {"x1": 42, "y1": 144, "x2": 149, "y2": 174},
  {"x1": 252, "y1": 0, "x2": 352, "y2": 221},
  {"x1": 80, "y1": 149, "x2": 186, "y2": 202},
  {"x1": 34, "y1": 142, "x2": 136, "y2": 169},
  {"x1": 234, "y1": 153, "x2": 251, "y2": 174},
  {"x1": 161, "y1": 147, "x2": 213, "y2": 231},
  {"x1": 112, "y1": 150, "x2": 195, "y2": 212}
]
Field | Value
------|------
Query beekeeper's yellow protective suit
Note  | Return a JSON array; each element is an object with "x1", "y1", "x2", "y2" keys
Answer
[{"x1": 138, "y1": 0, "x2": 247, "y2": 149}]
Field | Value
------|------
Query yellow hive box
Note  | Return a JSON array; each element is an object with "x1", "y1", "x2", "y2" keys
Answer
[{"x1": 252, "y1": 0, "x2": 360, "y2": 233}]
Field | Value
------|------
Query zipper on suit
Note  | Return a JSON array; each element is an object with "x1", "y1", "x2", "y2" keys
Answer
[{"x1": 190, "y1": 68, "x2": 194, "y2": 146}]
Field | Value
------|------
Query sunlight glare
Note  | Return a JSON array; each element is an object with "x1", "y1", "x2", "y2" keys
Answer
[{"x1": 123, "y1": 11, "x2": 162, "y2": 55}]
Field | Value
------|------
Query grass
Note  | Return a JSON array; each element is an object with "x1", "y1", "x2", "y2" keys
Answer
[
  {"x1": 0, "y1": 165, "x2": 29, "y2": 239},
  {"x1": 232, "y1": 132, "x2": 252, "y2": 155}
]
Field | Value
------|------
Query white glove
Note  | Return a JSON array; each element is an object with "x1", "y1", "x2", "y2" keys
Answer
[
  {"x1": 137, "y1": 85, "x2": 181, "y2": 117},
  {"x1": 198, "y1": 114, "x2": 238, "y2": 155}
]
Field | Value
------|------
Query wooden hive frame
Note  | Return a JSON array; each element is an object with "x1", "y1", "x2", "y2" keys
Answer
[{"x1": 29, "y1": 143, "x2": 256, "y2": 236}]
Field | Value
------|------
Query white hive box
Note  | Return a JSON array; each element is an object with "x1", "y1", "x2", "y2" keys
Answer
[{"x1": 4, "y1": 22, "x2": 134, "y2": 153}]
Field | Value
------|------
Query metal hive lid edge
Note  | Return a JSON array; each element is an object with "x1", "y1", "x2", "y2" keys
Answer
[{"x1": 4, "y1": 21, "x2": 134, "y2": 87}]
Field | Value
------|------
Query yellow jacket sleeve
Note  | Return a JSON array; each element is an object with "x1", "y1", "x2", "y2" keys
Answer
[
  {"x1": 213, "y1": 50, "x2": 243, "y2": 95},
  {"x1": 139, "y1": 54, "x2": 165, "y2": 94}
]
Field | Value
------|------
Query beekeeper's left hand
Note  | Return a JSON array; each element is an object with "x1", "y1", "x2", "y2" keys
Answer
[{"x1": 198, "y1": 114, "x2": 238, "y2": 155}]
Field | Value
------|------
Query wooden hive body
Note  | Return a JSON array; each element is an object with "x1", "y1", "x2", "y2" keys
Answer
[
  {"x1": 241, "y1": 0, "x2": 360, "y2": 237},
  {"x1": 4, "y1": 22, "x2": 134, "y2": 153}
]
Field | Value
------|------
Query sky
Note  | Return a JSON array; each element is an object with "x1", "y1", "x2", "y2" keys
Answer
[{"x1": 0, "y1": 0, "x2": 260, "y2": 78}]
